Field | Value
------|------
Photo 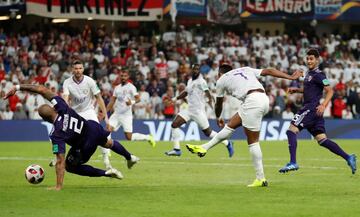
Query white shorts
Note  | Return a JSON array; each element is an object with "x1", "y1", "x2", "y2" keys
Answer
[
  {"x1": 109, "y1": 113, "x2": 133, "y2": 133},
  {"x1": 78, "y1": 109, "x2": 99, "y2": 123},
  {"x1": 237, "y1": 92, "x2": 269, "y2": 132},
  {"x1": 178, "y1": 109, "x2": 210, "y2": 130}
]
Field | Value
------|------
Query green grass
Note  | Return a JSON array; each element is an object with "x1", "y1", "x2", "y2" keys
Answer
[{"x1": 0, "y1": 140, "x2": 359, "y2": 217}]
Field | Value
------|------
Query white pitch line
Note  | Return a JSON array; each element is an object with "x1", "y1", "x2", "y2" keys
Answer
[{"x1": 0, "y1": 156, "x2": 346, "y2": 170}]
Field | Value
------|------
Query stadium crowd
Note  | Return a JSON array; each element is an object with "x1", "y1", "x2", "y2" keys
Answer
[{"x1": 0, "y1": 24, "x2": 359, "y2": 120}]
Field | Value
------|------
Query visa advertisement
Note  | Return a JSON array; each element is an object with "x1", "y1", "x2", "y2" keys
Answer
[{"x1": 1, "y1": 119, "x2": 360, "y2": 141}]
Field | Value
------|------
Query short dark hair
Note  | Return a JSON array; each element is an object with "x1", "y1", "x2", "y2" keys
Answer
[
  {"x1": 219, "y1": 64, "x2": 233, "y2": 74},
  {"x1": 306, "y1": 48, "x2": 320, "y2": 58},
  {"x1": 72, "y1": 60, "x2": 83, "y2": 66}
]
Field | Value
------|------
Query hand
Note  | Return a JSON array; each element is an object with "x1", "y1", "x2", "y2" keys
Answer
[
  {"x1": 47, "y1": 186, "x2": 62, "y2": 191},
  {"x1": 97, "y1": 111, "x2": 104, "y2": 121},
  {"x1": 3, "y1": 87, "x2": 17, "y2": 99},
  {"x1": 106, "y1": 123, "x2": 113, "y2": 132},
  {"x1": 217, "y1": 118, "x2": 225, "y2": 128},
  {"x1": 126, "y1": 98, "x2": 132, "y2": 106},
  {"x1": 316, "y1": 104, "x2": 325, "y2": 116},
  {"x1": 290, "y1": 70, "x2": 303, "y2": 80},
  {"x1": 287, "y1": 87, "x2": 298, "y2": 94}
]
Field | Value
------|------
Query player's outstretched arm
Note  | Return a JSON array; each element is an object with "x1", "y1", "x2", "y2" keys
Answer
[
  {"x1": 261, "y1": 69, "x2": 303, "y2": 80},
  {"x1": 4, "y1": 84, "x2": 56, "y2": 101},
  {"x1": 49, "y1": 153, "x2": 65, "y2": 191},
  {"x1": 95, "y1": 93, "x2": 109, "y2": 123},
  {"x1": 288, "y1": 87, "x2": 304, "y2": 94}
]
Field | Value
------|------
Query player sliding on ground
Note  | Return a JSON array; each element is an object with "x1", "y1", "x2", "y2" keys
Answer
[
  {"x1": 50, "y1": 60, "x2": 112, "y2": 169},
  {"x1": 4, "y1": 84, "x2": 139, "y2": 190},
  {"x1": 279, "y1": 48, "x2": 357, "y2": 174},
  {"x1": 186, "y1": 64, "x2": 303, "y2": 187}
]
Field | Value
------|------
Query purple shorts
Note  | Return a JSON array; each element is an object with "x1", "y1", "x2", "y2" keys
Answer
[
  {"x1": 66, "y1": 120, "x2": 110, "y2": 165},
  {"x1": 291, "y1": 105, "x2": 326, "y2": 137}
]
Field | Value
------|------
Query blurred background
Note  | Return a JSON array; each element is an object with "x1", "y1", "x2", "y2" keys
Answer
[{"x1": 0, "y1": 0, "x2": 359, "y2": 123}]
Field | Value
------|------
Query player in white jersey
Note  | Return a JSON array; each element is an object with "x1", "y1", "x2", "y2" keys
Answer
[
  {"x1": 165, "y1": 64, "x2": 234, "y2": 157},
  {"x1": 60, "y1": 60, "x2": 112, "y2": 169},
  {"x1": 186, "y1": 64, "x2": 303, "y2": 187},
  {"x1": 106, "y1": 70, "x2": 155, "y2": 147}
]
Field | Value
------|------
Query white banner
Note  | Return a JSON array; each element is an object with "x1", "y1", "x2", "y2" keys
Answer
[{"x1": 26, "y1": 0, "x2": 163, "y2": 21}]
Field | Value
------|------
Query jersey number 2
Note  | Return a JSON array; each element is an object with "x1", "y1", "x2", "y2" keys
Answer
[{"x1": 69, "y1": 117, "x2": 84, "y2": 134}]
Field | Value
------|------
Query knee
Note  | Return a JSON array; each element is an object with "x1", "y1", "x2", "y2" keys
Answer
[
  {"x1": 317, "y1": 139, "x2": 327, "y2": 146},
  {"x1": 286, "y1": 130, "x2": 297, "y2": 137},
  {"x1": 125, "y1": 134, "x2": 132, "y2": 140},
  {"x1": 65, "y1": 163, "x2": 76, "y2": 173},
  {"x1": 103, "y1": 139, "x2": 112, "y2": 148},
  {"x1": 203, "y1": 129, "x2": 211, "y2": 137}
]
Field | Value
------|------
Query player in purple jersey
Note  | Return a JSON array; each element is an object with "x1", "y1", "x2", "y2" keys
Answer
[
  {"x1": 279, "y1": 48, "x2": 357, "y2": 174},
  {"x1": 4, "y1": 84, "x2": 140, "y2": 190}
]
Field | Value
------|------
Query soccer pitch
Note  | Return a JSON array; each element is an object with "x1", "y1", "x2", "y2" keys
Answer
[{"x1": 0, "y1": 140, "x2": 359, "y2": 217}]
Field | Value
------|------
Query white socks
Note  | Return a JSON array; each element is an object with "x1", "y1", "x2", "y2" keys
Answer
[
  {"x1": 202, "y1": 125, "x2": 234, "y2": 150},
  {"x1": 249, "y1": 142, "x2": 265, "y2": 180},
  {"x1": 171, "y1": 127, "x2": 181, "y2": 150},
  {"x1": 100, "y1": 146, "x2": 112, "y2": 169},
  {"x1": 209, "y1": 130, "x2": 230, "y2": 146},
  {"x1": 131, "y1": 133, "x2": 150, "y2": 141}
]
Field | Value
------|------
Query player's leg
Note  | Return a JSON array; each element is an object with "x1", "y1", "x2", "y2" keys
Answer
[
  {"x1": 314, "y1": 133, "x2": 357, "y2": 174},
  {"x1": 122, "y1": 115, "x2": 156, "y2": 147},
  {"x1": 186, "y1": 113, "x2": 241, "y2": 157},
  {"x1": 165, "y1": 114, "x2": 187, "y2": 156},
  {"x1": 196, "y1": 111, "x2": 234, "y2": 157},
  {"x1": 237, "y1": 92, "x2": 268, "y2": 187},
  {"x1": 279, "y1": 124, "x2": 301, "y2": 173},
  {"x1": 103, "y1": 139, "x2": 140, "y2": 169},
  {"x1": 243, "y1": 127, "x2": 267, "y2": 187},
  {"x1": 82, "y1": 109, "x2": 113, "y2": 170},
  {"x1": 279, "y1": 107, "x2": 315, "y2": 173},
  {"x1": 64, "y1": 145, "x2": 121, "y2": 179}
]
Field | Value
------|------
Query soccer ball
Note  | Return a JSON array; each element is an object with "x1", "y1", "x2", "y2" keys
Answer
[{"x1": 25, "y1": 164, "x2": 45, "y2": 184}]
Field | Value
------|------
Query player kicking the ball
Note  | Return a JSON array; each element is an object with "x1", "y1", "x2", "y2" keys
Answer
[
  {"x1": 186, "y1": 64, "x2": 303, "y2": 187},
  {"x1": 165, "y1": 64, "x2": 234, "y2": 157},
  {"x1": 4, "y1": 84, "x2": 139, "y2": 190}
]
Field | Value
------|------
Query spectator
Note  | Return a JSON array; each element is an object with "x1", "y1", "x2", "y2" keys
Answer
[
  {"x1": 282, "y1": 106, "x2": 294, "y2": 120},
  {"x1": 134, "y1": 84, "x2": 151, "y2": 119},
  {"x1": 333, "y1": 94, "x2": 347, "y2": 119},
  {"x1": 150, "y1": 91, "x2": 163, "y2": 119},
  {"x1": 342, "y1": 106, "x2": 353, "y2": 120},
  {"x1": 1, "y1": 105, "x2": 13, "y2": 120},
  {"x1": 12, "y1": 103, "x2": 28, "y2": 120},
  {"x1": 162, "y1": 86, "x2": 175, "y2": 119}
]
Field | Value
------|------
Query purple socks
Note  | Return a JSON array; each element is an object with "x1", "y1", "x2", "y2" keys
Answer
[
  {"x1": 318, "y1": 138, "x2": 349, "y2": 160},
  {"x1": 286, "y1": 130, "x2": 298, "y2": 163},
  {"x1": 66, "y1": 165, "x2": 107, "y2": 177},
  {"x1": 110, "y1": 140, "x2": 131, "y2": 160}
]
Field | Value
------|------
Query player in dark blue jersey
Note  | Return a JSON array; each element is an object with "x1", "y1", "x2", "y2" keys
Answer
[
  {"x1": 4, "y1": 84, "x2": 140, "y2": 190},
  {"x1": 279, "y1": 48, "x2": 357, "y2": 174}
]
